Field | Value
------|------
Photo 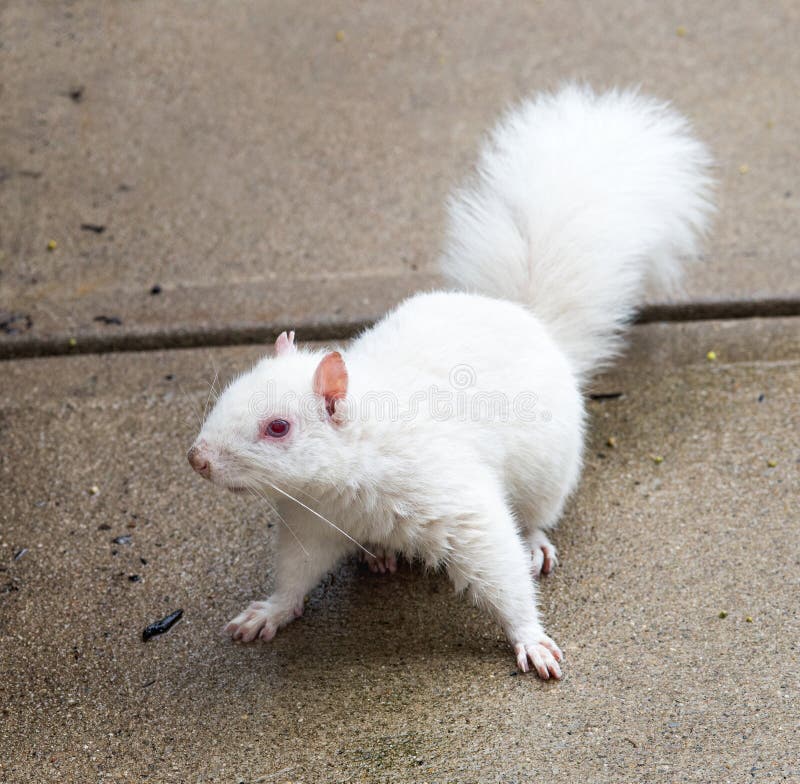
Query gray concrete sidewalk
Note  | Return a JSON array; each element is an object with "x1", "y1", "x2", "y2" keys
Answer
[
  {"x1": 2, "y1": 1, "x2": 800, "y2": 355},
  {"x1": 1, "y1": 318, "x2": 798, "y2": 783},
  {"x1": 2, "y1": 3, "x2": 800, "y2": 782}
]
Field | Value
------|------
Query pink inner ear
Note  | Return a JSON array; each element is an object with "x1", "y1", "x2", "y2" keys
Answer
[
  {"x1": 275, "y1": 330, "x2": 296, "y2": 356},
  {"x1": 313, "y1": 352, "x2": 348, "y2": 419}
]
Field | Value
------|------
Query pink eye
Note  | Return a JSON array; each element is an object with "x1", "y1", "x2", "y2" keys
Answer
[{"x1": 264, "y1": 419, "x2": 290, "y2": 439}]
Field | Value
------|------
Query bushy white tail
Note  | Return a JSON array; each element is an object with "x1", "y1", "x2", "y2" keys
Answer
[{"x1": 440, "y1": 84, "x2": 714, "y2": 381}]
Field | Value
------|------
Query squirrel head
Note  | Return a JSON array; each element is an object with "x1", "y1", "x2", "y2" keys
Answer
[{"x1": 188, "y1": 331, "x2": 352, "y2": 496}]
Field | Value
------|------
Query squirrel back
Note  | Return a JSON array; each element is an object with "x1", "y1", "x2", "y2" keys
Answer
[{"x1": 440, "y1": 83, "x2": 714, "y2": 381}]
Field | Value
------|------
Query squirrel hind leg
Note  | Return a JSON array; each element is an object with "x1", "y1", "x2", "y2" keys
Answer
[
  {"x1": 528, "y1": 529, "x2": 558, "y2": 578},
  {"x1": 512, "y1": 492, "x2": 570, "y2": 577},
  {"x1": 360, "y1": 547, "x2": 399, "y2": 574},
  {"x1": 439, "y1": 481, "x2": 563, "y2": 679}
]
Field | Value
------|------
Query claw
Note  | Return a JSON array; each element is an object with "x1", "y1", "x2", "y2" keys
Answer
[
  {"x1": 225, "y1": 598, "x2": 300, "y2": 644},
  {"x1": 539, "y1": 634, "x2": 563, "y2": 662},
  {"x1": 513, "y1": 636, "x2": 564, "y2": 680},
  {"x1": 514, "y1": 644, "x2": 530, "y2": 673},
  {"x1": 529, "y1": 531, "x2": 558, "y2": 578},
  {"x1": 362, "y1": 548, "x2": 400, "y2": 575},
  {"x1": 259, "y1": 624, "x2": 277, "y2": 642}
]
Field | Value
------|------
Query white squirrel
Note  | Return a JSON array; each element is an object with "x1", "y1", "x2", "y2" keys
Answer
[{"x1": 188, "y1": 84, "x2": 713, "y2": 679}]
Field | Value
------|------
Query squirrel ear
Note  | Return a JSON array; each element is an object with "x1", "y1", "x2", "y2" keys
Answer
[
  {"x1": 313, "y1": 351, "x2": 348, "y2": 420},
  {"x1": 275, "y1": 330, "x2": 296, "y2": 356}
]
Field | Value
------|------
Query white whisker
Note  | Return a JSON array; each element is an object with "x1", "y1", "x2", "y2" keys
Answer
[
  {"x1": 174, "y1": 377, "x2": 203, "y2": 430},
  {"x1": 264, "y1": 480, "x2": 375, "y2": 559},
  {"x1": 247, "y1": 486, "x2": 310, "y2": 558},
  {"x1": 236, "y1": 448, "x2": 322, "y2": 504},
  {"x1": 209, "y1": 355, "x2": 221, "y2": 402},
  {"x1": 203, "y1": 366, "x2": 219, "y2": 423},
  {"x1": 272, "y1": 476, "x2": 322, "y2": 505}
]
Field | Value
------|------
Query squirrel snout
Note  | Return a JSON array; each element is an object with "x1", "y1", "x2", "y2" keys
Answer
[{"x1": 188, "y1": 444, "x2": 211, "y2": 479}]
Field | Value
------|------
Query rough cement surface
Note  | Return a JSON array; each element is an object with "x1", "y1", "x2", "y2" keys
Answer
[
  {"x1": 2, "y1": 1, "x2": 800, "y2": 350},
  {"x1": 1, "y1": 319, "x2": 798, "y2": 782}
]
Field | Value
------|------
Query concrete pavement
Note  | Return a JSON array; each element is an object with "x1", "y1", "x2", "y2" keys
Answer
[
  {"x1": 1, "y1": 318, "x2": 798, "y2": 782},
  {"x1": 2, "y1": 1, "x2": 800, "y2": 355},
  {"x1": 2, "y1": 2, "x2": 799, "y2": 782}
]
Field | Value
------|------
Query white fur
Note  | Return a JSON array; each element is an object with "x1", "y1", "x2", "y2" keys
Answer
[
  {"x1": 441, "y1": 83, "x2": 714, "y2": 380},
  {"x1": 194, "y1": 85, "x2": 714, "y2": 679}
]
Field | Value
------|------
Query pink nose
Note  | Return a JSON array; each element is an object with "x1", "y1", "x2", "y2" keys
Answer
[{"x1": 188, "y1": 444, "x2": 211, "y2": 478}]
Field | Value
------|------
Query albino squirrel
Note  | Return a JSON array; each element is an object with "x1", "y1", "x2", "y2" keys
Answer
[{"x1": 188, "y1": 84, "x2": 713, "y2": 679}]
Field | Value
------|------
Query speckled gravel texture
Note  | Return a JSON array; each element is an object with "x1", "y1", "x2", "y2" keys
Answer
[
  {"x1": 2, "y1": 0, "x2": 800, "y2": 351},
  {"x1": 1, "y1": 318, "x2": 798, "y2": 782}
]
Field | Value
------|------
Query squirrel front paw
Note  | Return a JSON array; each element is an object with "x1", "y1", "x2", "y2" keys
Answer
[
  {"x1": 513, "y1": 633, "x2": 563, "y2": 679},
  {"x1": 224, "y1": 598, "x2": 303, "y2": 643}
]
